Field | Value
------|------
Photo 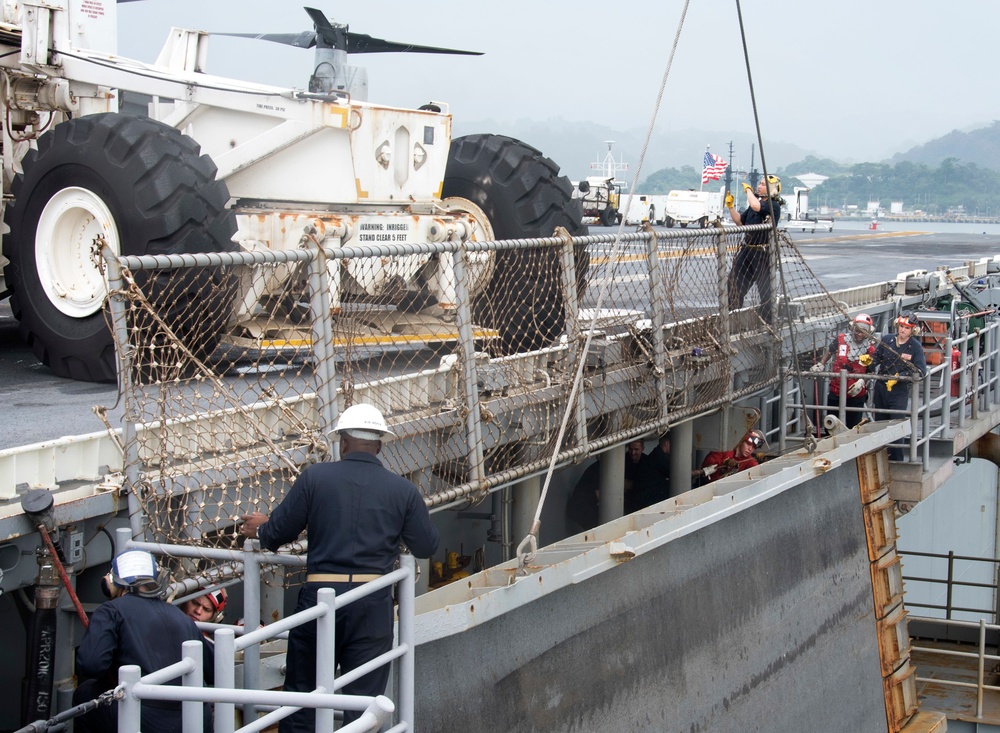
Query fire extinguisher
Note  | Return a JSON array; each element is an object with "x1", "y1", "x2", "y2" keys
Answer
[{"x1": 950, "y1": 347, "x2": 961, "y2": 398}]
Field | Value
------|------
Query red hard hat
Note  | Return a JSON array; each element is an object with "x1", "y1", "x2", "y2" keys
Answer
[
  {"x1": 205, "y1": 588, "x2": 228, "y2": 612},
  {"x1": 852, "y1": 313, "x2": 874, "y2": 336}
]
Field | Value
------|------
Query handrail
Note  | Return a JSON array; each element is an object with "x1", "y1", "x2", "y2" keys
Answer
[
  {"x1": 909, "y1": 616, "x2": 998, "y2": 719},
  {"x1": 786, "y1": 319, "x2": 1000, "y2": 468},
  {"x1": 111, "y1": 528, "x2": 417, "y2": 732},
  {"x1": 899, "y1": 548, "x2": 1000, "y2": 620}
]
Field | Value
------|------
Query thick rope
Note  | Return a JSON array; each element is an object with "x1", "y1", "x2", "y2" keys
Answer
[
  {"x1": 516, "y1": 0, "x2": 693, "y2": 572},
  {"x1": 734, "y1": 0, "x2": 819, "y2": 447}
]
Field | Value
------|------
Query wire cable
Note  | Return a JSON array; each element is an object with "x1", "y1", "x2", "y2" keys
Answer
[{"x1": 516, "y1": 0, "x2": 693, "y2": 571}]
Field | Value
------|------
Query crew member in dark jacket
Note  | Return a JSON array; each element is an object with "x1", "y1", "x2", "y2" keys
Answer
[
  {"x1": 241, "y1": 403, "x2": 440, "y2": 732},
  {"x1": 872, "y1": 312, "x2": 927, "y2": 459},
  {"x1": 725, "y1": 175, "x2": 783, "y2": 325},
  {"x1": 73, "y1": 550, "x2": 213, "y2": 733}
]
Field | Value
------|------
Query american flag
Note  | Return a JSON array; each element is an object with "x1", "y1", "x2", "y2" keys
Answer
[{"x1": 701, "y1": 151, "x2": 728, "y2": 184}]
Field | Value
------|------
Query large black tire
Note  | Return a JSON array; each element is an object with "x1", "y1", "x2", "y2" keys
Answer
[
  {"x1": 599, "y1": 206, "x2": 617, "y2": 227},
  {"x1": 443, "y1": 134, "x2": 588, "y2": 355},
  {"x1": 3, "y1": 114, "x2": 238, "y2": 382}
]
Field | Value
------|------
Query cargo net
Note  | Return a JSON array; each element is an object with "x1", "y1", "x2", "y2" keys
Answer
[{"x1": 105, "y1": 226, "x2": 848, "y2": 584}]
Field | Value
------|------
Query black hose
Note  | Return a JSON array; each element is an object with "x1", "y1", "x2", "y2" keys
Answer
[
  {"x1": 20, "y1": 585, "x2": 59, "y2": 726},
  {"x1": 14, "y1": 686, "x2": 120, "y2": 733}
]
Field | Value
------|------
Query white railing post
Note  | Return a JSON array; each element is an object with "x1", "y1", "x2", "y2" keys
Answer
[
  {"x1": 118, "y1": 665, "x2": 142, "y2": 733},
  {"x1": 214, "y1": 629, "x2": 236, "y2": 733},
  {"x1": 979, "y1": 618, "x2": 986, "y2": 718},
  {"x1": 398, "y1": 554, "x2": 416, "y2": 730},
  {"x1": 315, "y1": 587, "x2": 338, "y2": 730},
  {"x1": 181, "y1": 639, "x2": 204, "y2": 732},
  {"x1": 241, "y1": 540, "x2": 262, "y2": 724}
]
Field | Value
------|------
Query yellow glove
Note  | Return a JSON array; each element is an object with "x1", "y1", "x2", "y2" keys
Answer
[
  {"x1": 858, "y1": 353, "x2": 873, "y2": 367},
  {"x1": 741, "y1": 182, "x2": 753, "y2": 193},
  {"x1": 886, "y1": 379, "x2": 897, "y2": 392},
  {"x1": 724, "y1": 192, "x2": 735, "y2": 208}
]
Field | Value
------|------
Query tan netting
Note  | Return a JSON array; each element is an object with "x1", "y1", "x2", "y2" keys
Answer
[{"x1": 104, "y1": 225, "x2": 848, "y2": 584}]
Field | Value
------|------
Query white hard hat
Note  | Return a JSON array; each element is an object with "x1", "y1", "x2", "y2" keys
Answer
[{"x1": 334, "y1": 403, "x2": 395, "y2": 440}]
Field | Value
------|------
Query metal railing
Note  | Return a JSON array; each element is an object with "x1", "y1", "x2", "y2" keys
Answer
[
  {"x1": 903, "y1": 550, "x2": 1000, "y2": 718},
  {"x1": 909, "y1": 616, "x2": 1000, "y2": 720},
  {"x1": 788, "y1": 319, "x2": 1000, "y2": 469},
  {"x1": 900, "y1": 549, "x2": 1000, "y2": 621},
  {"x1": 111, "y1": 528, "x2": 417, "y2": 733}
]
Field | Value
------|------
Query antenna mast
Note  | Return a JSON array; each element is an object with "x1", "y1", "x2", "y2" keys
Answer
[{"x1": 589, "y1": 141, "x2": 628, "y2": 181}]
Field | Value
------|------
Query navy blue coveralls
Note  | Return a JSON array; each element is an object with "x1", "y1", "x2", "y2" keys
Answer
[
  {"x1": 258, "y1": 451, "x2": 440, "y2": 732},
  {"x1": 73, "y1": 593, "x2": 214, "y2": 733},
  {"x1": 728, "y1": 196, "x2": 781, "y2": 324},
  {"x1": 872, "y1": 332, "x2": 927, "y2": 459}
]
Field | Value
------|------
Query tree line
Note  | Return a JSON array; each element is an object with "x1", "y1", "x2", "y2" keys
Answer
[{"x1": 638, "y1": 156, "x2": 1000, "y2": 216}]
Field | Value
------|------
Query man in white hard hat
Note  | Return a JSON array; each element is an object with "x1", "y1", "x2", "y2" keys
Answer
[{"x1": 240, "y1": 403, "x2": 439, "y2": 732}]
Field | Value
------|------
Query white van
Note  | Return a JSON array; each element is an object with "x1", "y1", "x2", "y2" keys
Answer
[
  {"x1": 663, "y1": 188, "x2": 725, "y2": 228},
  {"x1": 619, "y1": 194, "x2": 670, "y2": 225}
]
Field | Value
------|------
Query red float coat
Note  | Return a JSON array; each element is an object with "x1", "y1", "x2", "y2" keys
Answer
[
  {"x1": 701, "y1": 450, "x2": 758, "y2": 482},
  {"x1": 829, "y1": 333, "x2": 875, "y2": 397}
]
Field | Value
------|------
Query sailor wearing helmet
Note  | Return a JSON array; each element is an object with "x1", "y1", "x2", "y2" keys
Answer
[
  {"x1": 240, "y1": 403, "x2": 439, "y2": 731},
  {"x1": 73, "y1": 550, "x2": 213, "y2": 733},
  {"x1": 724, "y1": 174, "x2": 784, "y2": 325},
  {"x1": 181, "y1": 587, "x2": 228, "y2": 641},
  {"x1": 698, "y1": 429, "x2": 767, "y2": 482},
  {"x1": 872, "y1": 312, "x2": 927, "y2": 459},
  {"x1": 810, "y1": 313, "x2": 878, "y2": 429}
]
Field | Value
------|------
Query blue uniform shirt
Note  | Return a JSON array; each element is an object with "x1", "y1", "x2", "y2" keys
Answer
[
  {"x1": 874, "y1": 333, "x2": 927, "y2": 379},
  {"x1": 741, "y1": 196, "x2": 781, "y2": 245},
  {"x1": 258, "y1": 451, "x2": 440, "y2": 573},
  {"x1": 76, "y1": 593, "x2": 212, "y2": 684}
]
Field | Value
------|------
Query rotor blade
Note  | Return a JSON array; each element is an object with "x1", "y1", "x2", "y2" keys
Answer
[
  {"x1": 303, "y1": 7, "x2": 339, "y2": 37},
  {"x1": 213, "y1": 31, "x2": 318, "y2": 49},
  {"x1": 344, "y1": 32, "x2": 482, "y2": 56}
]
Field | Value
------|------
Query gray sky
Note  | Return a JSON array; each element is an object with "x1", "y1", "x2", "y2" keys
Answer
[{"x1": 117, "y1": 1, "x2": 1000, "y2": 165}]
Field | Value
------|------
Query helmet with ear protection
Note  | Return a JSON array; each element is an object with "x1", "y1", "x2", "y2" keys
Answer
[
  {"x1": 102, "y1": 550, "x2": 164, "y2": 599},
  {"x1": 205, "y1": 587, "x2": 227, "y2": 613}
]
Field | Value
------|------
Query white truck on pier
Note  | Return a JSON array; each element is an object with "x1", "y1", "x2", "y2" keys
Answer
[{"x1": 663, "y1": 188, "x2": 725, "y2": 228}]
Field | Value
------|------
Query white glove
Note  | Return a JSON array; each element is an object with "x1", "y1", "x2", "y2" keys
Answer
[
  {"x1": 809, "y1": 363, "x2": 824, "y2": 373},
  {"x1": 847, "y1": 379, "x2": 864, "y2": 397},
  {"x1": 702, "y1": 464, "x2": 718, "y2": 477}
]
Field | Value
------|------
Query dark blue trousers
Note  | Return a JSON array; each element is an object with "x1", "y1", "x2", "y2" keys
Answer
[
  {"x1": 280, "y1": 583, "x2": 394, "y2": 732},
  {"x1": 873, "y1": 381, "x2": 911, "y2": 460}
]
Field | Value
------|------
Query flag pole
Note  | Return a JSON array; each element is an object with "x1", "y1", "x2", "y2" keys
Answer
[{"x1": 701, "y1": 145, "x2": 709, "y2": 192}]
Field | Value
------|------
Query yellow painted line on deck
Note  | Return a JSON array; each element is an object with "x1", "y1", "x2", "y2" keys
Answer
[
  {"x1": 796, "y1": 230, "x2": 930, "y2": 244},
  {"x1": 590, "y1": 230, "x2": 931, "y2": 264},
  {"x1": 256, "y1": 329, "x2": 499, "y2": 349}
]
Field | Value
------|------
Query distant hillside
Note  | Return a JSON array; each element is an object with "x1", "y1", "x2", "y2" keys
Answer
[
  {"x1": 453, "y1": 118, "x2": 1000, "y2": 186},
  {"x1": 892, "y1": 121, "x2": 1000, "y2": 170},
  {"x1": 453, "y1": 117, "x2": 815, "y2": 183}
]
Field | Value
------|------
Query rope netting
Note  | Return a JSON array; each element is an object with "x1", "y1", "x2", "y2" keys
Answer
[{"x1": 104, "y1": 226, "x2": 849, "y2": 584}]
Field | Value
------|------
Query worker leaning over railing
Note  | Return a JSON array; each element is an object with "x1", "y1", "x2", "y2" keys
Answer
[{"x1": 871, "y1": 311, "x2": 927, "y2": 460}]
